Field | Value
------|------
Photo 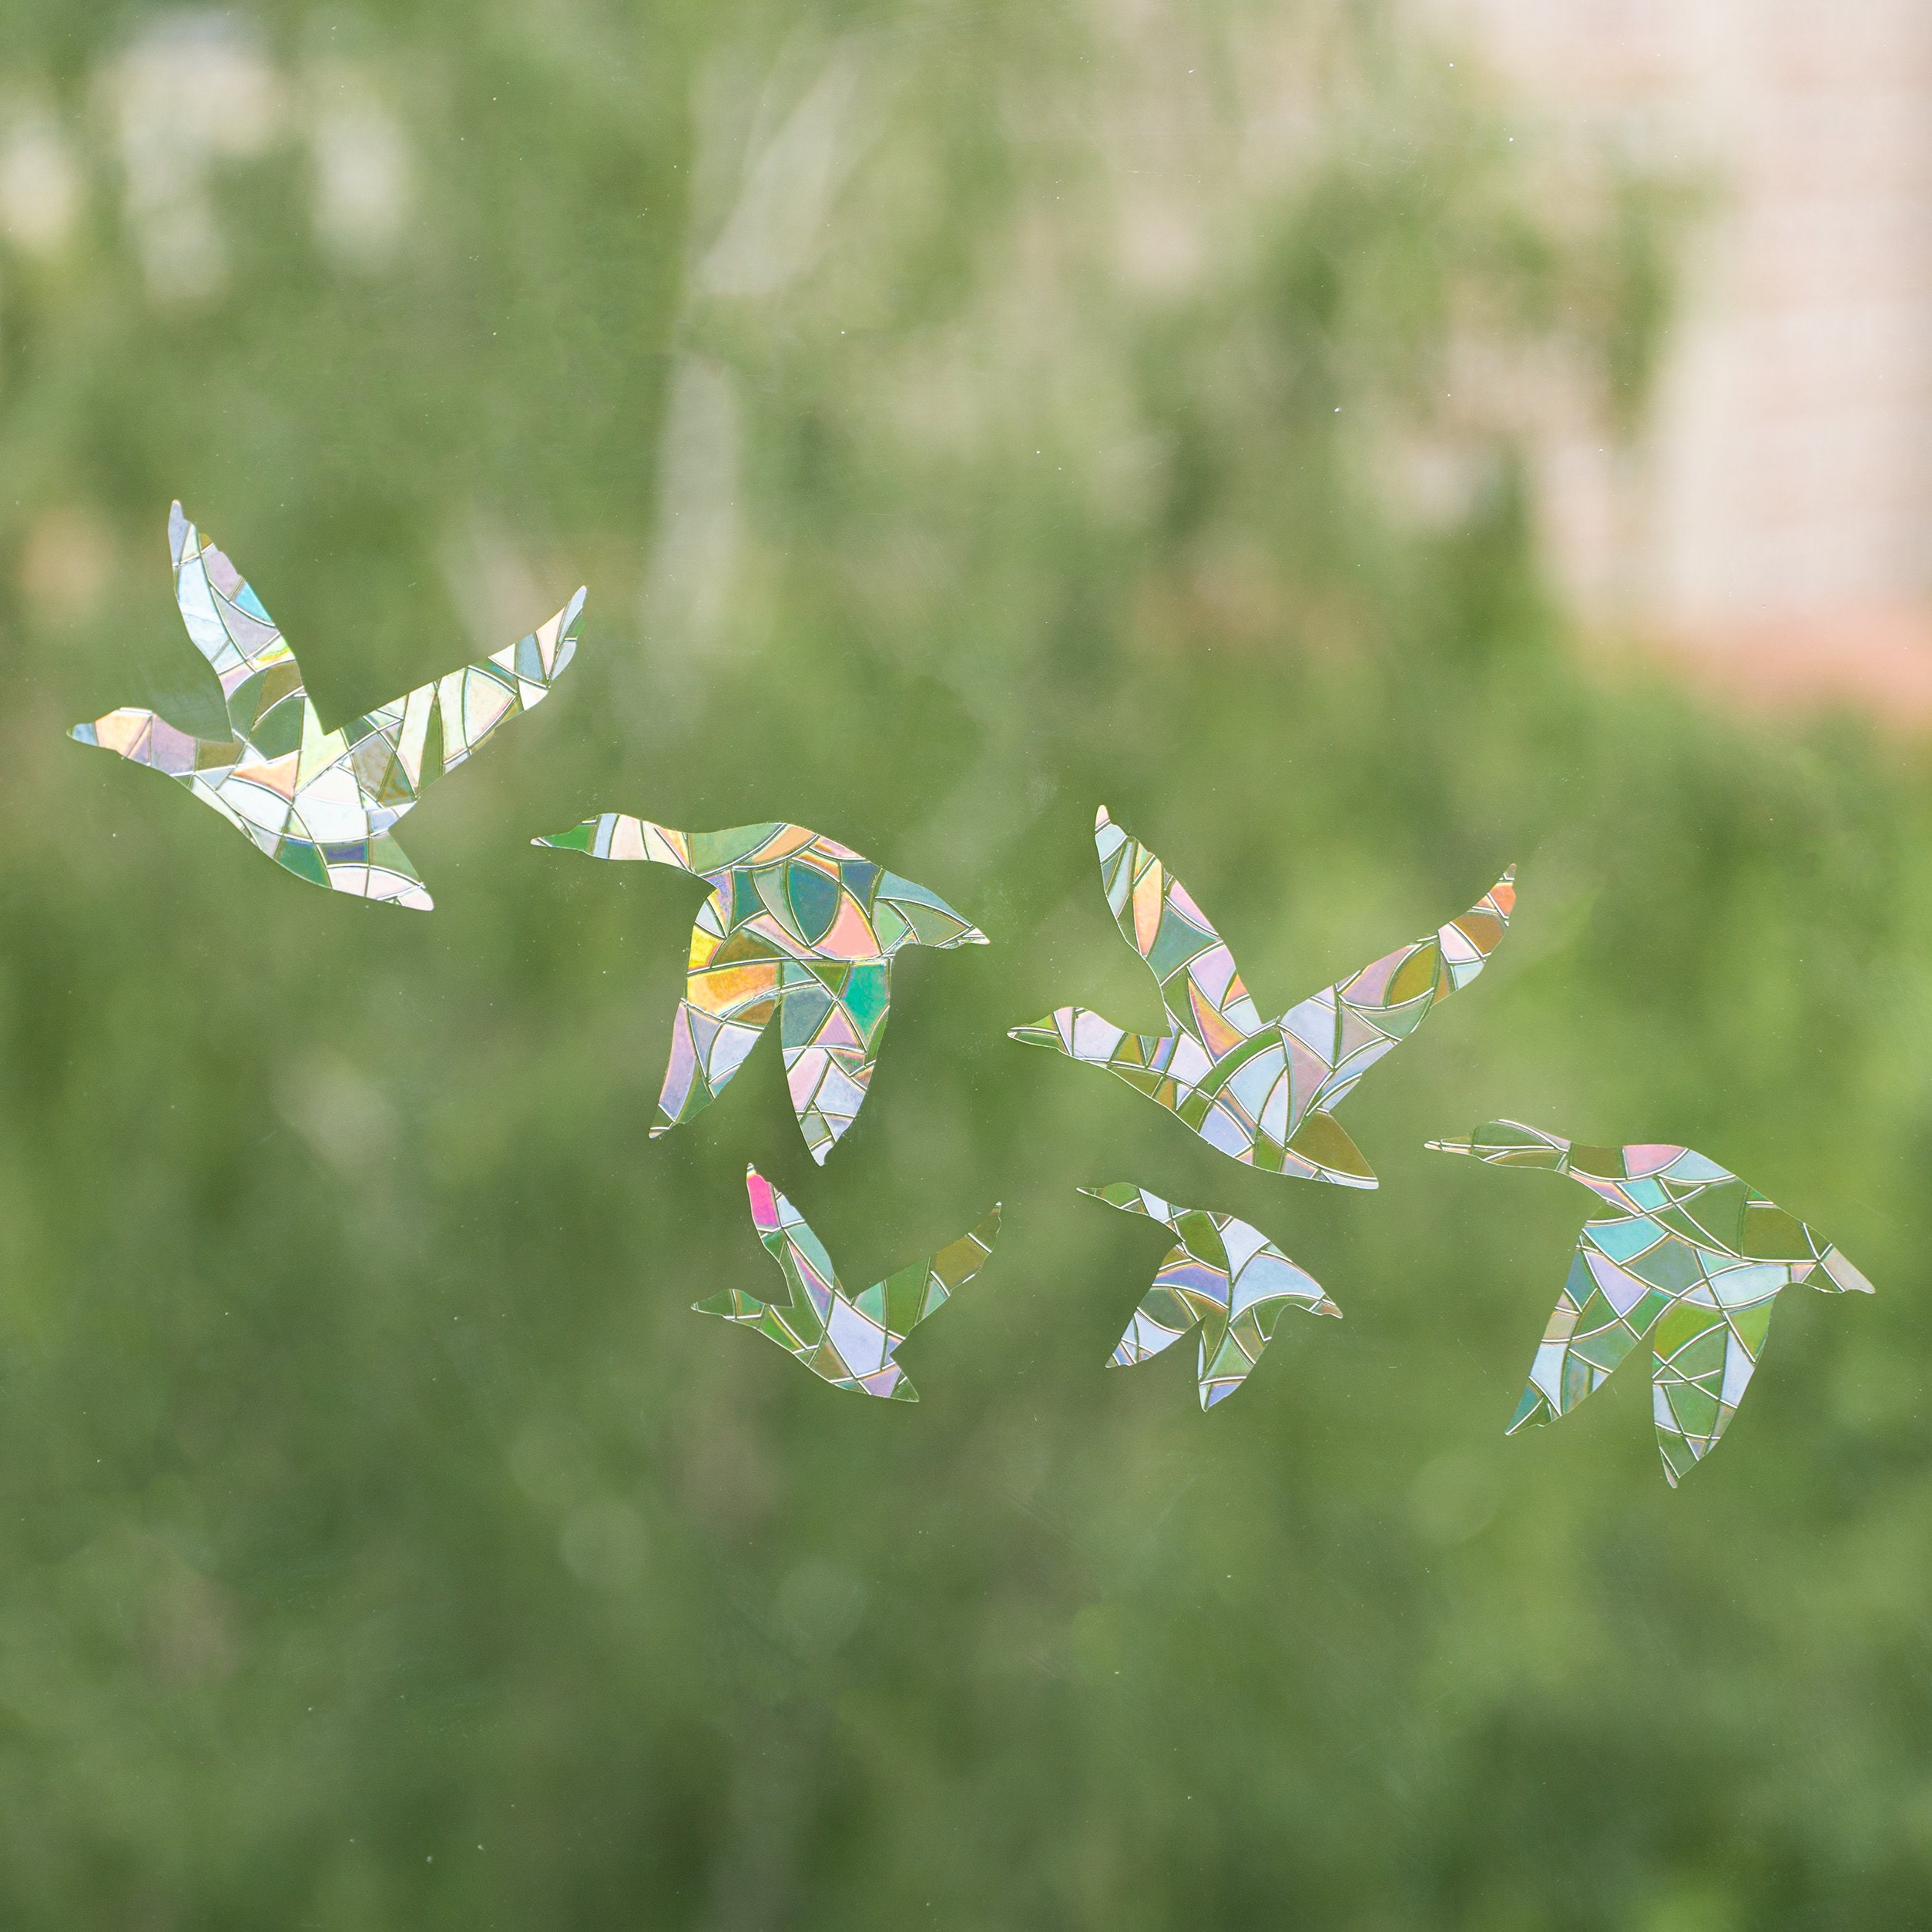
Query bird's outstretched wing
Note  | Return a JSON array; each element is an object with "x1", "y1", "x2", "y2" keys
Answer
[
  {"x1": 693, "y1": 1167, "x2": 853, "y2": 1369},
  {"x1": 1082, "y1": 1182, "x2": 1219, "y2": 1367},
  {"x1": 1433, "y1": 1123, "x2": 1701, "y2": 1447},
  {"x1": 1007, "y1": 808, "x2": 1262, "y2": 1108},
  {"x1": 1503, "y1": 1239, "x2": 1657, "y2": 1433},
  {"x1": 167, "y1": 503, "x2": 304, "y2": 750},
  {"x1": 327, "y1": 585, "x2": 584, "y2": 823},
  {"x1": 1286, "y1": 868, "x2": 1516, "y2": 1122},
  {"x1": 270, "y1": 582, "x2": 582, "y2": 907},
  {"x1": 1648, "y1": 1274, "x2": 1781, "y2": 1485},
  {"x1": 69, "y1": 505, "x2": 276, "y2": 780},
  {"x1": 1089, "y1": 808, "x2": 1260, "y2": 1047},
  {"x1": 694, "y1": 1169, "x2": 999, "y2": 1400},
  {"x1": 864, "y1": 1202, "x2": 1003, "y2": 1353},
  {"x1": 536, "y1": 820, "x2": 820, "y2": 1152}
]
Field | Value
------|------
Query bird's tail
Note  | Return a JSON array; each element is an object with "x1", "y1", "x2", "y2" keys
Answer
[
  {"x1": 1425, "y1": 1119, "x2": 1572, "y2": 1169},
  {"x1": 531, "y1": 813, "x2": 696, "y2": 870},
  {"x1": 874, "y1": 868, "x2": 989, "y2": 949}
]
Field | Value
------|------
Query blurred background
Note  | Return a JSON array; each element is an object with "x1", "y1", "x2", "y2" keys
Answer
[{"x1": 0, "y1": 2, "x2": 1927, "y2": 1926}]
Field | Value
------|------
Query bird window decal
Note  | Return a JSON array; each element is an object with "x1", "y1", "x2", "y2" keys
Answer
[
  {"x1": 1081, "y1": 1183, "x2": 1340, "y2": 1407},
  {"x1": 1428, "y1": 1121, "x2": 1874, "y2": 1484},
  {"x1": 1011, "y1": 807, "x2": 1514, "y2": 1185},
  {"x1": 71, "y1": 504, "x2": 583, "y2": 910},
  {"x1": 696, "y1": 1166, "x2": 1001, "y2": 1401},
  {"x1": 535, "y1": 815, "x2": 988, "y2": 1163}
]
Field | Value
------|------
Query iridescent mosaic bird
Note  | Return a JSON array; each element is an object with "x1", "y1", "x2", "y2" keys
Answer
[
  {"x1": 1427, "y1": 1121, "x2": 1875, "y2": 1485},
  {"x1": 534, "y1": 815, "x2": 988, "y2": 1162},
  {"x1": 71, "y1": 502, "x2": 583, "y2": 910},
  {"x1": 1011, "y1": 807, "x2": 1514, "y2": 1186},
  {"x1": 696, "y1": 1166, "x2": 1001, "y2": 1401},
  {"x1": 1080, "y1": 1182, "x2": 1340, "y2": 1407}
]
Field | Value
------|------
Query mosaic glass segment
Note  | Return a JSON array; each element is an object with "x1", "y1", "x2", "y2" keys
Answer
[
  {"x1": 695, "y1": 1166, "x2": 1001, "y2": 1401},
  {"x1": 1082, "y1": 1182, "x2": 1340, "y2": 1408},
  {"x1": 534, "y1": 814, "x2": 988, "y2": 1162},
  {"x1": 1011, "y1": 807, "x2": 1514, "y2": 1185},
  {"x1": 1427, "y1": 1120, "x2": 1875, "y2": 1485},
  {"x1": 69, "y1": 503, "x2": 583, "y2": 910}
]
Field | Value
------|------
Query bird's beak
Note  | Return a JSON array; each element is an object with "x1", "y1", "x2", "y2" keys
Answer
[
  {"x1": 1424, "y1": 1138, "x2": 1477, "y2": 1157},
  {"x1": 1007, "y1": 1013, "x2": 1068, "y2": 1051}
]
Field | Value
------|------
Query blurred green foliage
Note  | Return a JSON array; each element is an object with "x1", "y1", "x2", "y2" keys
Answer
[{"x1": 0, "y1": 2, "x2": 1924, "y2": 1927}]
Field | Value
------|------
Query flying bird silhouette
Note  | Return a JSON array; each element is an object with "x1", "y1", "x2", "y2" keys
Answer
[
  {"x1": 1427, "y1": 1120, "x2": 1875, "y2": 1484},
  {"x1": 1080, "y1": 1182, "x2": 1340, "y2": 1407},
  {"x1": 534, "y1": 814, "x2": 988, "y2": 1162},
  {"x1": 695, "y1": 1166, "x2": 1001, "y2": 1400},
  {"x1": 71, "y1": 502, "x2": 583, "y2": 910},
  {"x1": 1010, "y1": 807, "x2": 1514, "y2": 1185}
]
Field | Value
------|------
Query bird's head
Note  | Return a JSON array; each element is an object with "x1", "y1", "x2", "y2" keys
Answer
[
  {"x1": 691, "y1": 1286, "x2": 766, "y2": 1324},
  {"x1": 530, "y1": 813, "x2": 696, "y2": 870},
  {"x1": 1007, "y1": 1008, "x2": 1086, "y2": 1060},
  {"x1": 69, "y1": 706, "x2": 216, "y2": 779},
  {"x1": 69, "y1": 709, "x2": 154, "y2": 756},
  {"x1": 1425, "y1": 1120, "x2": 1574, "y2": 1169}
]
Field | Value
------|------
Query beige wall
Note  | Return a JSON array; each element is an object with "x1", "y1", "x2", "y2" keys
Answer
[{"x1": 1447, "y1": 0, "x2": 1932, "y2": 705}]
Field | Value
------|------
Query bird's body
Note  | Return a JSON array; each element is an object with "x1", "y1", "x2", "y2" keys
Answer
[
  {"x1": 1427, "y1": 1121, "x2": 1875, "y2": 1484},
  {"x1": 1081, "y1": 1182, "x2": 1340, "y2": 1407},
  {"x1": 696, "y1": 1166, "x2": 1001, "y2": 1400},
  {"x1": 1010, "y1": 807, "x2": 1514, "y2": 1185},
  {"x1": 535, "y1": 814, "x2": 987, "y2": 1162},
  {"x1": 72, "y1": 503, "x2": 583, "y2": 910}
]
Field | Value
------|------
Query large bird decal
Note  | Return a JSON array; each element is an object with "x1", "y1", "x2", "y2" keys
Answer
[
  {"x1": 1011, "y1": 807, "x2": 1514, "y2": 1185},
  {"x1": 72, "y1": 504, "x2": 582, "y2": 909},
  {"x1": 535, "y1": 814, "x2": 987, "y2": 1162},
  {"x1": 1428, "y1": 1121, "x2": 1873, "y2": 1484}
]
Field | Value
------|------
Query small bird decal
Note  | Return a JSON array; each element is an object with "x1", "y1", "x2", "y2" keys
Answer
[
  {"x1": 72, "y1": 502, "x2": 583, "y2": 910},
  {"x1": 1427, "y1": 1121, "x2": 1875, "y2": 1485},
  {"x1": 695, "y1": 1166, "x2": 1001, "y2": 1400},
  {"x1": 1080, "y1": 1182, "x2": 1340, "y2": 1407},
  {"x1": 1010, "y1": 807, "x2": 1514, "y2": 1186},
  {"x1": 534, "y1": 815, "x2": 988, "y2": 1162}
]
